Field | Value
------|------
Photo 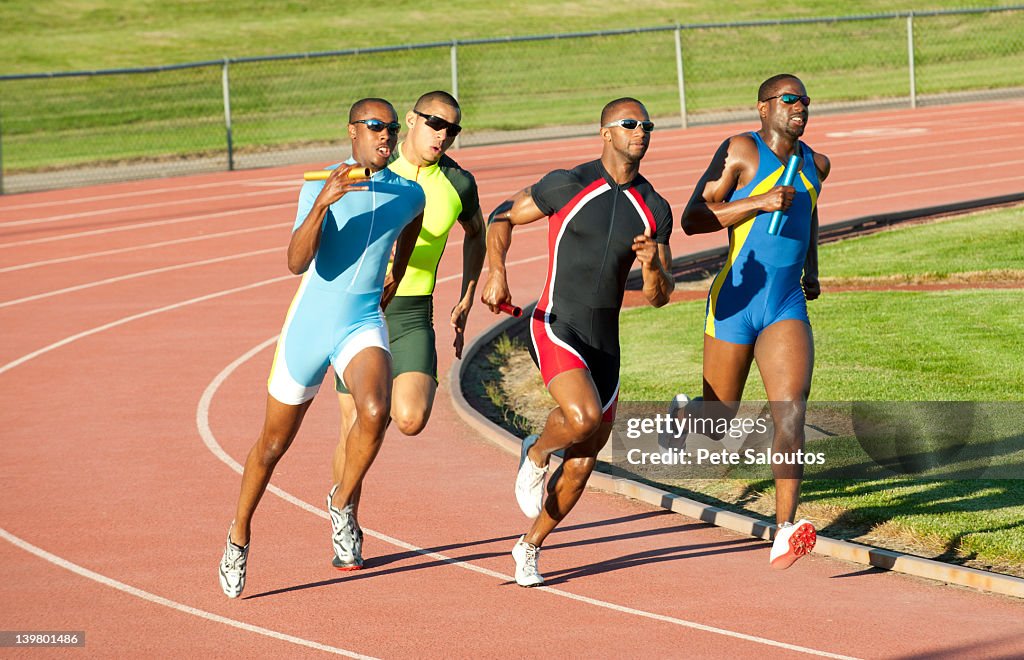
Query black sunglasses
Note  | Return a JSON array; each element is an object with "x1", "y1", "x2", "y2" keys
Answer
[
  {"x1": 351, "y1": 119, "x2": 402, "y2": 135},
  {"x1": 760, "y1": 93, "x2": 811, "y2": 106},
  {"x1": 602, "y1": 118, "x2": 655, "y2": 133},
  {"x1": 413, "y1": 110, "x2": 462, "y2": 137}
]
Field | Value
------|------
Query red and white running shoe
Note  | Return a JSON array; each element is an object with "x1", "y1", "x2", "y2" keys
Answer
[{"x1": 770, "y1": 519, "x2": 816, "y2": 570}]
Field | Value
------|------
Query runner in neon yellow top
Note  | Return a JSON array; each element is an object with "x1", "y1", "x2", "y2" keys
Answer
[
  {"x1": 387, "y1": 132, "x2": 480, "y2": 297},
  {"x1": 333, "y1": 92, "x2": 485, "y2": 538}
]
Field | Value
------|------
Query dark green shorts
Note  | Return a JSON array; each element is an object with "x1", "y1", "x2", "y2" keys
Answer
[{"x1": 335, "y1": 294, "x2": 437, "y2": 394}]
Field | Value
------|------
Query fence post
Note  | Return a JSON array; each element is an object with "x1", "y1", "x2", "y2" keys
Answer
[
  {"x1": 907, "y1": 12, "x2": 917, "y2": 109},
  {"x1": 222, "y1": 59, "x2": 235, "y2": 170},
  {"x1": 674, "y1": 26, "x2": 688, "y2": 130},
  {"x1": 450, "y1": 40, "x2": 461, "y2": 149},
  {"x1": 0, "y1": 111, "x2": 5, "y2": 195}
]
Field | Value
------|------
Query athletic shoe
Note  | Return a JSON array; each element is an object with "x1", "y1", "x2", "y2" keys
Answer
[
  {"x1": 331, "y1": 527, "x2": 364, "y2": 570},
  {"x1": 659, "y1": 393, "x2": 690, "y2": 450},
  {"x1": 218, "y1": 526, "x2": 249, "y2": 598},
  {"x1": 770, "y1": 519, "x2": 817, "y2": 570},
  {"x1": 515, "y1": 435, "x2": 547, "y2": 519},
  {"x1": 512, "y1": 536, "x2": 545, "y2": 587},
  {"x1": 327, "y1": 484, "x2": 363, "y2": 571}
]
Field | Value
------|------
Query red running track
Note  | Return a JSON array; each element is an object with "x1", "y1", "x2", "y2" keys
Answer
[{"x1": 1, "y1": 99, "x2": 1023, "y2": 658}]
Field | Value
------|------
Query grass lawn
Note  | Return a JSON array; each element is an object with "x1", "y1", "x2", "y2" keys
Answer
[
  {"x1": 2, "y1": 1, "x2": 1022, "y2": 171},
  {"x1": 620, "y1": 289, "x2": 1024, "y2": 401},
  {"x1": 0, "y1": 1, "x2": 1009, "y2": 73},
  {"x1": 822, "y1": 205, "x2": 1024, "y2": 279}
]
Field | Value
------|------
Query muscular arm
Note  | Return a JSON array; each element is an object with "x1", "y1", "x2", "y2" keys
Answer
[
  {"x1": 802, "y1": 151, "x2": 831, "y2": 301},
  {"x1": 287, "y1": 165, "x2": 363, "y2": 274},
  {"x1": 457, "y1": 206, "x2": 486, "y2": 304},
  {"x1": 449, "y1": 206, "x2": 487, "y2": 358},
  {"x1": 802, "y1": 207, "x2": 820, "y2": 300},
  {"x1": 681, "y1": 136, "x2": 794, "y2": 235},
  {"x1": 638, "y1": 241, "x2": 674, "y2": 307},
  {"x1": 287, "y1": 202, "x2": 329, "y2": 275},
  {"x1": 481, "y1": 188, "x2": 546, "y2": 312}
]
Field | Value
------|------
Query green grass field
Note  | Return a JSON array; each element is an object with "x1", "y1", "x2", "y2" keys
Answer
[
  {"x1": 616, "y1": 207, "x2": 1024, "y2": 571},
  {"x1": 0, "y1": 1, "x2": 1008, "y2": 73},
  {"x1": 2, "y1": 1, "x2": 1022, "y2": 172},
  {"x1": 822, "y1": 208, "x2": 1024, "y2": 278}
]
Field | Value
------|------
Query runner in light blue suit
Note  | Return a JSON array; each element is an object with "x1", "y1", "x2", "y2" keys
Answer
[
  {"x1": 269, "y1": 161, "x2": 426, "y2": 403},
  {"x1": 219, "y1": 98, "x2": 424, "y2": 598}
]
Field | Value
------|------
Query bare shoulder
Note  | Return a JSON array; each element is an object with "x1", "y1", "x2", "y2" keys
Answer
[
  {"x1": 719, "y1": 133, "x2": 760, "y2": 178},
  {"x1": 715, "y1": 133, "x2": 759, "y2": 187},
  {"x1": 725, "y1": 133, "x2": 758, "y2": 160},
  {"x1": 812, "y1": 150, "x2": 831, "y2": 181}
]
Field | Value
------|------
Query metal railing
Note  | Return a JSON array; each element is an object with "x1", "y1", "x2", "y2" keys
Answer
[{"x1": 1, "y1": 6, "x2": 1022, "y2": 193}]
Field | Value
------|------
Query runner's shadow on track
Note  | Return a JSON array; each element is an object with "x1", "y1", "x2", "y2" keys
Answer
[
  {"x1": 531, "y1": 536, "x2": 762, "y2": 587},
  {"x1": 242, "y1": 511, "x2": 694, "y2": 599},
  {"x1": 243, "y1": 546, "x2": 512, "y2": 599},
  {"x1": 370, "y1": 510, "x2": 678, "y2": 563},
  {"x1": 542, "y1": 519, "x2": 707, "y2": 552},
  {"x1": 888, "y1": 635, "x2": 1024, "y2": 660},
  {"x1": 829, "y1": 566, "x2": 888, "y2": 579}
]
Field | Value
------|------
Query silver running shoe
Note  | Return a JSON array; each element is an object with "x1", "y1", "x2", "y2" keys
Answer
[
  {"x1": 327, "y1": 484, "x2": 363, "y2": 570},
  {"x1": 512, "y1": 535, "x2": 544, "y2": 587},
  {"x1": 218, "y1": 526, "x2": 249, "y2": 598},
  {"x1": 659, "y1": 393, "x2": 690, "y2": 450},
  {"x1": 515, "y1": 435, "x2": 548, "y2": 519}
]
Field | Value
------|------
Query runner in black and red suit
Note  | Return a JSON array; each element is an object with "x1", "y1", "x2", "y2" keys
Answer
[{"x1": 482, "y1": 98, "x2": 674, "y2": 587}]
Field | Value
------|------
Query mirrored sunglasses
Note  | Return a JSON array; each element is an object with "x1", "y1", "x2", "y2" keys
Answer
[
  {"x1": 602, "y1": 118, "x2": 655, "y2": 133},
  {"x1": 761, "y1": 93, "x2": 811, "y2": 106},
  {"x1": 351, "y1": 119, "x2": 401, "y2": 135},
  {"x1": 413, "y1": 110, "x2": 462, "y2": 137}
]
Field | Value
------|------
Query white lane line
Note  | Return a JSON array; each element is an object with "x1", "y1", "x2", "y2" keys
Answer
[
  {"x1": 245, "y1": 181, "x2": 305, "y2": 188},
  {"x1": 0, "y1": 276, "x2": 292, "y2": 377},
  {"x1": 0, "y1": 187, "x2": 290, "y2": 229},
  {"x1": 0, "y1": 250, "x2": 856, "y2": 657},
  {"x1": 0, "y1": 220, "x2": 541, "y2": 304},
  {"x1": 2, "y1": 108, "x2": 1014, "y2": 245},
  {"x1": 0, "y1": 528, "x2": 375, "y2": 658},
  {"x1": 829, "y1": 133, "x2": 998, "y2": 157},
  {"x1": 825, "y1": 174, "x2": 1024, "y2": 207},
  {"x1": 0, "y1": 247, "x2": 280, "y2": 309},
  {"x1": 189, "y1": 264, "x2": 857, "y2": 660},
  {"x1": 0, "y1": 202, "x2": 292, "y2": 250},
  {"x1": 458, "y1": 103, "x2": 1021, "y2": 166},
  {"x1": 645, "y1": 170, "x2": 1024, "y2": 205},
  {"x1": 0, "y1": 173, "x2": 297, "y2": 213},
  {"x1": 196, "y1": 338, "x2": 857, "y2": 659},
  {"x1": 0, "y1": 222, "x2": 285, "y2": 274},
  {"x1": 4, "y1": 100, "x2": 1015, "y2": 220},
  {"x1": 826, "y1": 158, "x2": 1024, "y2": 189},
  {"x1": 468, "y1": 135, "x2": 1017, "y2": 206}
]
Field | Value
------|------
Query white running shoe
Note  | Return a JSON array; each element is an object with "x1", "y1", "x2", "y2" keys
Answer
[
  {"x1": 218, "y1": 526, "x2": 249, "y2": 598},
  {"x1": 770, "y1": 519, "x2": 817, "y2": 570},
  {"x1": 512, "y1": 536, "x2": 545, "y2": 587},
  {"x1": 659, "y1": 393, "x2": 690, "y2": 450},
  {"x1": 327, "y1": 484, "x2": 364, "y2": 571},
  {"x1": 515, "y1": 435, "x2": 547, "y2": 519}
]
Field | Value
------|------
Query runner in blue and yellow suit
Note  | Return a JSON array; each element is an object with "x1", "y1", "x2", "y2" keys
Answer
[{"x1": 680, "y1": 74, "x2": 831, "y2": 571}]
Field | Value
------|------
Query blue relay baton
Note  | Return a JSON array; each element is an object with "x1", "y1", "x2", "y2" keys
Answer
[{"x1": 767, "y1": 154, "x2": 803, "y2": 236}]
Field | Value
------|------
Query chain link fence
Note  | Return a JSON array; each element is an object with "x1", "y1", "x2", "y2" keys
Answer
[{"x1": 2, "y1": 6, "x2": 1022, "y2": 194}]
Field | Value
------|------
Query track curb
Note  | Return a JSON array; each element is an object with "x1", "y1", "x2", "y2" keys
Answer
[{"x1": 451, "y1": 200, "x2": 1024, "y2": 599}]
